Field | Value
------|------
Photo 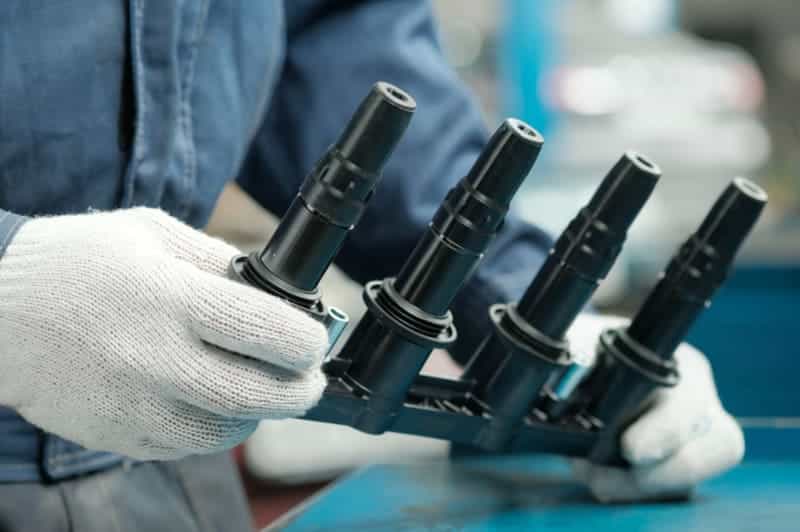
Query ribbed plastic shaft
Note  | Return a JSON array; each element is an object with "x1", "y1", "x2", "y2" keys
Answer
[
  {"x1": 627, "y1": 177, "x2": 767, "y2": 357},
  {"x1": 258, "y1": 82, "x2": 416, "y2": 292},
  {"x1": 393, "y1": 119, "x2": 544, "y2": 316},
  {"x1": 517, "y1": 152, "x2": 661, "y2": 337}
]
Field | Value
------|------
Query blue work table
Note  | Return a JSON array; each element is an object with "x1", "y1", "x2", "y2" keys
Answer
[{"x1": 270, "y1": 428, "x2": 800, "y2": 531}]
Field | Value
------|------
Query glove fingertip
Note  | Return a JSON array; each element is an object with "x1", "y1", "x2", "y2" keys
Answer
[
  {"x1": 296, "y1": 368, "x2": 328, "y2": 414},
  {"x1": 261, "y1": 368, "x2": 327, "y2": 419},
  {"x1": 187, "y1": 270, "x2": 330, "y2": 372},
  {"x1": 258, "y1": 312, "x2": 328, "y2": 372},
  {"x1": 190, "y1": 315, "x2": 327, "y2": 374},
  {"x1": 721, "y1": 412, "x2": 746, "y2": 466},
  {"x1": 620, "y1": 424, "x2": 671, "y2": 466}
]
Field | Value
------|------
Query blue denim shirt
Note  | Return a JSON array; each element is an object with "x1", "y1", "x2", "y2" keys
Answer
[{"x1": 0, "y1": 0, "x2": 550, "y2": 482}]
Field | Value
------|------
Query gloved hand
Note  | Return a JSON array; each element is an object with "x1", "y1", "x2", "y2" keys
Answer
[
  {"x1": 568, "y1": 314, "x2": 745, "y2": 503},
  {"x1": 0, "y1": 208, "x2": 328, "y2": 461}
]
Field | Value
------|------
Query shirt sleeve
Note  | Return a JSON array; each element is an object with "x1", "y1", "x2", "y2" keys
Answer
[
  {"x1": 0, "y1": 210, "x2": 28, "y2": 261},
  {"x1": 237, "y1": 0, "x2": 552, "y2": 363}
]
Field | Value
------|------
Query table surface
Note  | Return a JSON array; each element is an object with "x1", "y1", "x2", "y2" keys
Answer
[{"x1": 271, "y1": 453, "x2": 800, "y2": 532}]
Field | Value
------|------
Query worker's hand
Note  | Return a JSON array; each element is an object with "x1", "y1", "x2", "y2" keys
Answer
[
  {"x1": 568, "y1": 314, "x2": 745, "y2": 503},
  {"x1": 0, "y1": 208, "x2": 328, "y2": 461}
]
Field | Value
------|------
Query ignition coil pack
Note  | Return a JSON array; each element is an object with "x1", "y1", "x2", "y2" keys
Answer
[{"x1": 230, "y1": 82, "x2": 767, "y2": 466}]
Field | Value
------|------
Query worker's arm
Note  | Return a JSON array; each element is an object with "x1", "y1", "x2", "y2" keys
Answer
[
  {"x1": 0, "y1": 207, "x2": 328, "y2": 460},
  {"x1": 237, "y1": 0, "x2": 552, "y2": 363}
]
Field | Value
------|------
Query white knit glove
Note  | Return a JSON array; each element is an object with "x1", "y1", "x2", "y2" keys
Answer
[
  {"x1": 0, "y1": 208, "x2": 328, "y2": 460},
  {"x1": 568, "y1": 314, "x2": 745, "y2": 502}
]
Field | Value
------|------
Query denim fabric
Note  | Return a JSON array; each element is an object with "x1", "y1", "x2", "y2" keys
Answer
[{"x1": 0, "y1": 0, "x2": 551, "y2": 483}]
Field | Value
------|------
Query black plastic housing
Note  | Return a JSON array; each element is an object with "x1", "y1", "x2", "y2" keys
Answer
[
  {"x1": 570, "y1": 178, "x2": 768, "y2": 464},
  {"x1": 338, "y1": 119, "x2": 545, "y2": 434},
  {"x1": 302, "y1": 177, "x2": 765, "y2": 461},
  {"x1": 462, "y1": 152, "x2": 661, "y2": 450},
  {"x1": 230, "y1": 82, "x2": 415, "y2": 340},
  {"x1": 224, "y1": 83, "x2": 766, "y2": 464}
]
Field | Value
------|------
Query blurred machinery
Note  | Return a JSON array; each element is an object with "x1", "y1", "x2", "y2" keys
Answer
[
  {"x1": 681, "y1": 0, "x2": 800, "y2": 211},
  {"x1": 434, "y1": 0, "x2": 779, "y2": 302},
  {"x1": 508, "y1": 2, "x2": 771, "y2": 291}
]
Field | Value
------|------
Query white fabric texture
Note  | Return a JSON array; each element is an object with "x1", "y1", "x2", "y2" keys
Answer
[
  {"x1": 569, "y1": 314, "x2": 745, "y2": 503},
  {"x1": 0, "y1": 208, "x2": 328, "y2": 460}
]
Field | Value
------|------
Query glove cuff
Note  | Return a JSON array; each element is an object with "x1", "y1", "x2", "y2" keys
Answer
[{"x1": 0, "y1": 210, "x2": 29, "y2": 261}]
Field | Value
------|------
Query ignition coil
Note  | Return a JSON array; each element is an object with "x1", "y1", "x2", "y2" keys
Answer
[
  {"x1": 230, "y1": 82, "x2": 415, "y2": 346},
  {"x1": 226, "y1": 80, "x2": 767, "y2": 465},
  {"x1": 300, "y1": 149, "x2": 765, "y2": 459},
  {"x1": 560, "y1": 178, "x2": 768, "y2": 465},
  {"x1": 462, "y1": 152, "x2": 661, "y2": 450},
  {"x1": 337, "y1": 119, "x2": 544, "y2": 434}
]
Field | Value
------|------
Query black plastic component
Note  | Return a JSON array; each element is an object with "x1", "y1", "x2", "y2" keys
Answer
[
  {"x1": 306, "y1": 359, "x2": 598, "y2": 457},
  {"x1": 461, "y1": 152, "x2": 661, "y2": 450},
  {"x1": 572, "y1": 178, "x2": 768, "y2": 465},
  {"x1": 230, "y1": 82, "x2": 415, "y2": 318},
  {"x1": 225, "y1": 90, "x2": 765, "y2": 464},
  {"x1": 337, "y1": 119, "x2": 544, "y2": 434},
  {"x1": 393, "y1": 119, "x2": 544, "y2": 316},
  {"x1": 298, "y1": 161, "x2": 764, "y2": 460}
]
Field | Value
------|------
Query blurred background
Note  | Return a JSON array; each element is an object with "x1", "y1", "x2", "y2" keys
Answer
[{"x1": 206, "y1": 1, "x2": 799, "y2": 526}]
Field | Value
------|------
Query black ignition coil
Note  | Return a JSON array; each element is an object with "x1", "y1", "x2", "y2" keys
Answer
[
  {"x1": 463, "y1": 152, "x2": 662, "y2": 451},
  {"x1": 338, "y1": 119, "x2": 544, "y2": 434},
  {"x1": 224, "y1": 79, "x2": 768, "y2": 465},
  {"x1": 230, "y1": 82, "x2": 415, "y2": 347},
  {"x1": 560, "y1": 178, "x2": 768, "y2": 465}
]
